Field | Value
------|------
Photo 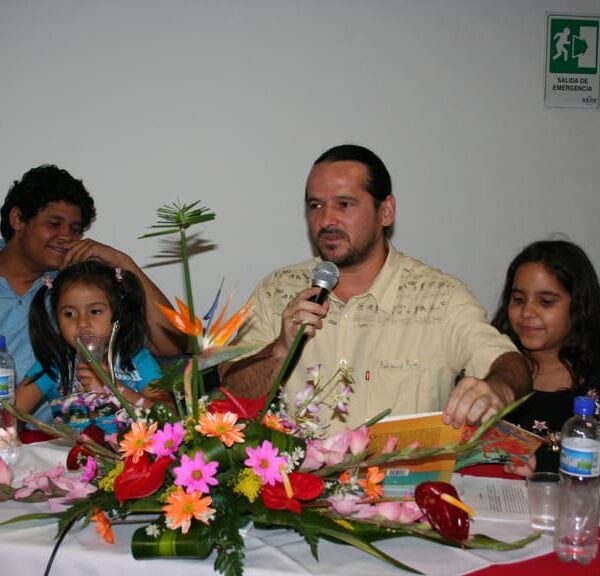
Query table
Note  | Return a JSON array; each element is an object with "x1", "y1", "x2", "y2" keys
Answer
[
  {"x1": 1, "y1": 443, "x2": 599, "y2": 576},
  {"x1": 465, "y1": 464, "x2": 600, "y2": 576}
]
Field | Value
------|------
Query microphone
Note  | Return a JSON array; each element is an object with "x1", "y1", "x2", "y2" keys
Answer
[
  {"x1": 308, "y1": 261, "x2": 340, "y2": 304},
  {"x1": 282, "y1": 262, "x2": 339, "y2": 383}
]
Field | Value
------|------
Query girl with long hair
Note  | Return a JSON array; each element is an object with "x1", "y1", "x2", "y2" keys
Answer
[
  {"x1": 492, "y1": 239, "x2": 600, "y2": 473},
  {"x1": 16, "y1": 260, "x2": 170, "y2": 432}
]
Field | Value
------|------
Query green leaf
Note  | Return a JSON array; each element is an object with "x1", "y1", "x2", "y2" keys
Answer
[
  {"x1": 0, "y1": 402, "x2": 119, "y2": 463},
  {"x1": 251, "y1": 508, "x2": 423, "y2": 574},
  {"x1": 466, "y1": 532, "x2": 541, "y2": 551},
  {"x1": 320, "y1": 514, "x2": 541, "y2": 551},
  {"x1": 132, "y1": 522, "x2": 215, "y2": 560},
  {"x1": 0, "y1": 483, "x2": 16, "y2": 501},
  {"x1": 0, "y1": 511, "x2": 63, "y2": 527},
  {"x1": 138, "y1": 201, "x2": 216, "y2": 239},
  {"x1": 198, "y1": 344, "x2": 263, "y2": 371},
  {"x1": 464, "y1": 392, "x2": 534, "y2": 446}
]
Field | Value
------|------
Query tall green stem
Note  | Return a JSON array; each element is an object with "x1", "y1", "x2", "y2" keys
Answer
[
  {"x1": 258, "y1": 324, "x2": 307, "y2": 420},
  {"x1": 179, "y1": 228, "x2": 205, "y2": 416}
]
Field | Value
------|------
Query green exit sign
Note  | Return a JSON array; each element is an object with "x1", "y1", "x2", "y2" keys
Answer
[
  {"x1": 545, "y1": 14, "x2": 600, "y2": 108},
  {"x1": 549, "y1": 17, "x2": 598, "y2": 74}
]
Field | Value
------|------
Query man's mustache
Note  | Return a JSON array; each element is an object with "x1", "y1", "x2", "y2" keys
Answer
[{"x1": 318, "y1": 227, "x2": 348, "y2": 240}]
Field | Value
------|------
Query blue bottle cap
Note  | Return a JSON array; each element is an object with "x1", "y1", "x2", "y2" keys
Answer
[{"x1": 573, "y1": 396, "x2": 596, "y2": 416}]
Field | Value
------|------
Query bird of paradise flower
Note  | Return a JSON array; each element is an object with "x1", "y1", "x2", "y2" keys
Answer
[{"x1": 139, "y1": 201, "x2": 256, "y2": 419}]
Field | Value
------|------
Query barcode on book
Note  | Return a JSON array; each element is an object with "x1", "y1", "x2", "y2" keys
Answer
[{"x1": 385, "y1": 468, "x2": 410, "y2": 477}]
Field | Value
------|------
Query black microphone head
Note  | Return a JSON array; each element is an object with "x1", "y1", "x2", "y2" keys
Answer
[{"x1": 311, "y1": 261, "x2": 340, "y2": 293}]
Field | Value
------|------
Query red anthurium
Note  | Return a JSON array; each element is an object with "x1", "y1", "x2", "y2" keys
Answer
[
  {"x1": 414, "y1": 481, "x2": 471, "y2": 544},
  {"x1": 66, "y1": 424, "x2": 106, "y2": 471},
  {"x1": 262, "y1": 472, "x2": 324, "y2": 514},
  {"x1": 66, "y1": 445, "x2": 86, "y2": 471},
  {"x1": 114, "y1": 453, "x2": 172, "y2": 504},
  {"x1": 208, "y1": 388, "x2": 267, "y2": 420},
  {"x1": 80, "y1": 423, "x2": 106, "y2": 445}
]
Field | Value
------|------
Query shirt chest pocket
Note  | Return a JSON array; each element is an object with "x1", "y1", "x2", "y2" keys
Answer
[{"x1": 366, "y1": 358, "x2": 445, "y2": 417}]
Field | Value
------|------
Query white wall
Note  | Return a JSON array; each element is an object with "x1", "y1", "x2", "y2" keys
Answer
[{"x1": 1, "y1": 0, "x2": 599, "y2": 317}]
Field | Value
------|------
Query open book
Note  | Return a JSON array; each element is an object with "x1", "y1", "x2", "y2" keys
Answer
[{"x1": 368, "y1": 411, "x2": 542, "y2": 496}]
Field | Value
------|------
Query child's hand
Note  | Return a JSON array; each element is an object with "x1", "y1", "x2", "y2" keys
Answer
[
  {"x1": 141, "y1": 387, "x2": 176, "y2": 412},
  {"x1": 504, "y1": 455, "x2": 536, "y2": 478},
  {"x1": 76, "y1": 362, "x2": 106, "y2": 393}
]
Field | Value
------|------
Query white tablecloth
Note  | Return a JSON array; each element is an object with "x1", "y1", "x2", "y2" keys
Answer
[{"x1": 0, "y1": 442, "x2": 553, "y2": 576}]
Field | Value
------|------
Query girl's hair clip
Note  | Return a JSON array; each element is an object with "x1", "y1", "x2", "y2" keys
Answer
[
  {"x1": 43, "y1": 276, "x2": 54, "y2": 289},
  {"x1": 115, "y1": 267, "x2": 124, "y2": 283}
]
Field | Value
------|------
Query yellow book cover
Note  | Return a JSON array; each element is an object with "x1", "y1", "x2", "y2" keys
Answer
[{"x1": 368, "y1": 412, "x2": 464, "y2": 493}]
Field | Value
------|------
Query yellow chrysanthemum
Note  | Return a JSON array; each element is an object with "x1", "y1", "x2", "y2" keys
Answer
[
  {"x1": 98, "y1": 462, "x2": 125, "y2": 492},
  {"x1": 333, "y1": 518, "x2": 355, "y2": 531},
  {"x1": 233, "y1": 468, "x2": 262, "y2": 503}
]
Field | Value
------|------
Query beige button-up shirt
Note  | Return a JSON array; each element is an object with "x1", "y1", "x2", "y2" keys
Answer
[{"x1": 236, "y1": 246, "x2": 517, "y2": 432}]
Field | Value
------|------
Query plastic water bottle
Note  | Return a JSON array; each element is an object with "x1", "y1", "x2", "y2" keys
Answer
[
  {"x1": 0, "y1": 335, "x2": 19, "y2": 465},
  {"x1": 554, "y1": 396, "x2": 600, "y2": 564}
]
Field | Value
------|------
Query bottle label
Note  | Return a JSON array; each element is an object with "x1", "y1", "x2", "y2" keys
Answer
[
  {"x1": 560, "y1": 438, "x2": 600, "y2": 477},
  {"x1": 0, "y1": 372, "x2": 14, "y2": 398}
]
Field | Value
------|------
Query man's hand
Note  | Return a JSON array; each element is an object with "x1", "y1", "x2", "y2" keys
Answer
[
  {"x1": 442, "y1": 351, "x2": 531, "y2": 429},
  {"x1": 442, "y1": 376, "x2": 511, "y2": 428},
  {"x1": 273, "y1": 286, "x2": 330, "y2": 356},
  {"x1": 221, "y1": 286, "x2": 331, "y2": 399}
]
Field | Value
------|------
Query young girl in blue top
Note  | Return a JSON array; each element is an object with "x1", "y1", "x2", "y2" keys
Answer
[{"x1": 16, "y1": 260, "x2": 168, "y2": 433}]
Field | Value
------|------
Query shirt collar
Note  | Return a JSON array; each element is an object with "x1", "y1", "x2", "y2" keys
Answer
[
  {"x1": 329, "y1": 244, "x2": 403, "y2": 314},
  {"x1": 363, "y1": 244, "x2": 402, "y2": 314}
]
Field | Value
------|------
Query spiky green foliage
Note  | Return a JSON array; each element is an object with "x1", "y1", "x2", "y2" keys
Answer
[{"x1": 138, "y1": 201, "x2": 215, "y2": 238}]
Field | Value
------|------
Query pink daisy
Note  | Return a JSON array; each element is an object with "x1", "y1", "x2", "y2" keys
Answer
[
  {"x1": 173, "y1": 452, "x2": 219, "y2": 494},
  {"x1": 80, "y1": 457, "x2": 98, "y2": 483},
  {"x1": 150, "y1": 422, "x2": 186, "y2": 458},
  {"x1": 244, "y1": 440, "x2": 287, "y2": 486}
]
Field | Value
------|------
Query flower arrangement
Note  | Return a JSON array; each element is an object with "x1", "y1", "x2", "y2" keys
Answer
[{"x1": 0, "y1": 202, "x2": 539, "y2": 576}]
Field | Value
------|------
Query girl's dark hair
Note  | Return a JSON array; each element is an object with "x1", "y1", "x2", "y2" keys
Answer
[
  {"x1": 492, "y1": 240, "x2": 600, "y2": 390},
  {"x1": 29, "y1": 260, "x2": 149, "y2": 395}
]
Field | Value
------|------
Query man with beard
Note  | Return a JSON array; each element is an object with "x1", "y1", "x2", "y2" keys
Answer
[{"x1": 222, "y1": 145, "x2": 530, "y2": 431}]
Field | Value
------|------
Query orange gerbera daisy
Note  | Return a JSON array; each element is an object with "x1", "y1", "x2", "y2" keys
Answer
[
  {"x1": 357, "y1": 466, "x2": 385, "y2": 500},
  {"x1": 261, "y1": 413, "x2": 289, "y2": 433},
  {"x1": 119, "y1": 420, "x2": 158, "y2": 463},
  {"x1": 91, "y1": 510, "x2": 115, "y2": 544},
  {"x1": 162, "y1": 486, "x2": 215, "y2": 534},
  {"x1": 195, "y1": 411, "x2": 245, "y2": 447}
]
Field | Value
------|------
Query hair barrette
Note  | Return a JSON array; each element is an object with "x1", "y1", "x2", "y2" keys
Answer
[
  {"x1": 43, "y1": 276, "x2": 54, "y2": 289},
  {"x1": 115, "y1": 267, "x2": 124, "y2": 282}
]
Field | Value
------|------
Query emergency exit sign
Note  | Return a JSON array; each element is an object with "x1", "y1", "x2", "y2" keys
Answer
[{"x1": 545, "y1": 14, "x2": 600, "y2": 108}]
